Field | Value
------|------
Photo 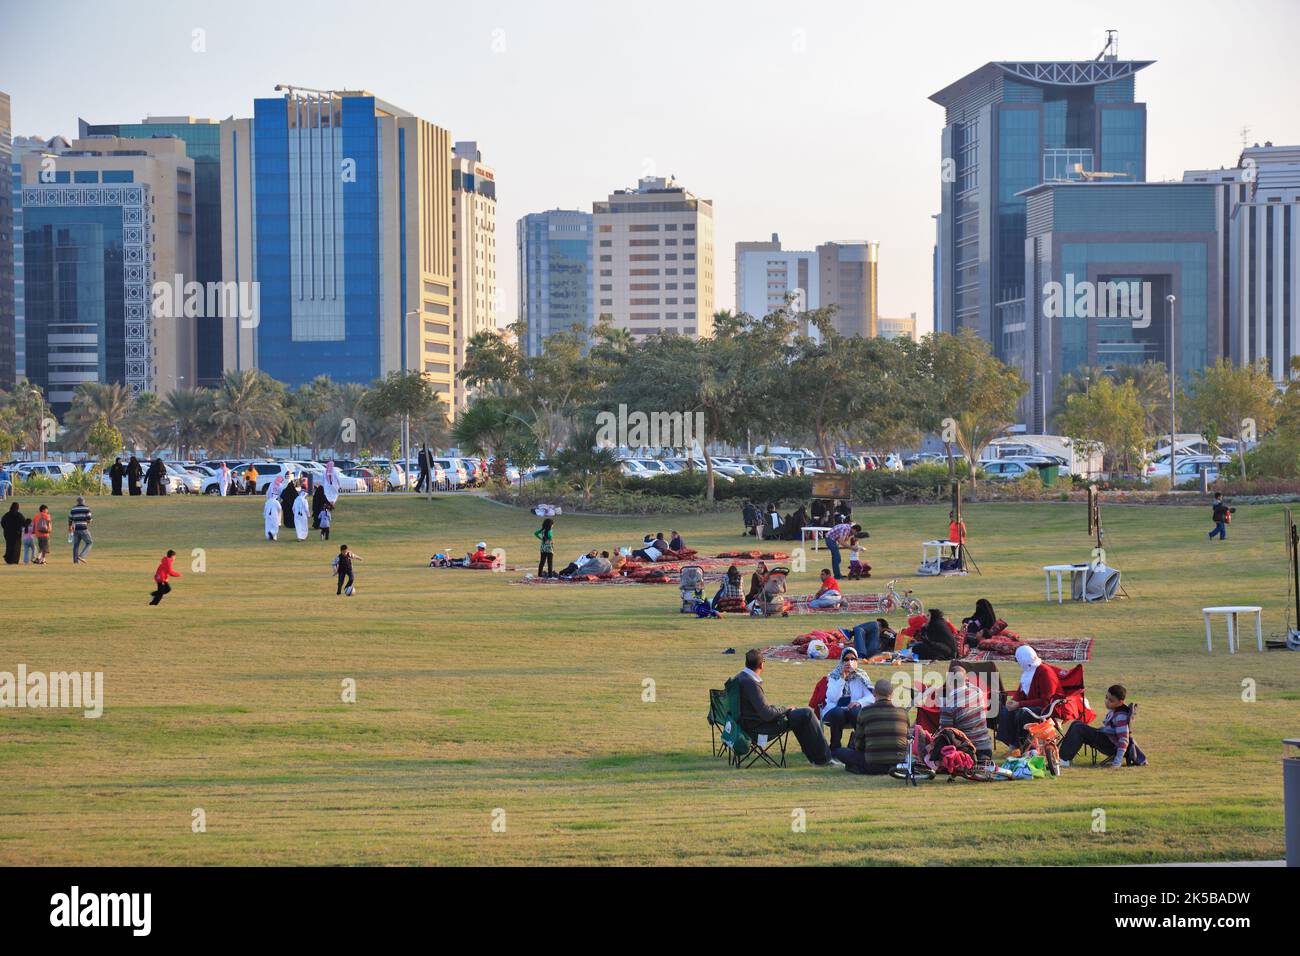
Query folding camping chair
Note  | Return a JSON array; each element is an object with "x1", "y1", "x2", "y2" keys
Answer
[
  {"x1": 719, "y1": 677, "x2": 790, "y2": 768},
  {"x1": 707, "y1": 688, "x2": 728, "y2": 759}
]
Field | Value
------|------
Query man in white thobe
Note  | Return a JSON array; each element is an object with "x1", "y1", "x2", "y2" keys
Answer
[
  {"x1": 292, "y1": 489, "x2": 311, "y2": 541},
  {"x1": 263, "y1": 496, "x2": 282, "y2": 541},
  {"x1": 219, "y1": 462, "x2": 231, "y2": 497}
]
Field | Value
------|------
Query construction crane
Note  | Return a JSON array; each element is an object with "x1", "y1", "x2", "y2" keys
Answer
[
  {"x1": 1072, "y1": 163, "x2": 1129, "y2": 182},
  {"x1": 1094, "y1": 29, "x2": 1119, "y2": 61}
]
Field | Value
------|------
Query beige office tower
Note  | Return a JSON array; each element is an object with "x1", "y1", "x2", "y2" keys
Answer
[
  {"x1": 220, "y1": 90, "x2": 456, "y2": 413},
  {"x1": 816, "y1": 240, "x2": 879, "y2": 337},
  {"x1": 450, "y1": 141, "x2": 497, "y2": 410},
  {"x1": 19, "y1": 135, "x2": 196, "y2": 402},
  {"x1": 877, "y1": 313, "x2": 918, "y2": 341},
  {"x1": 592, "y1": 175, "x2": 715, "y2": 339}
]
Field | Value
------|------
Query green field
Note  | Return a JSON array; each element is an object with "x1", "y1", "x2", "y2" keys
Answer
[{"x1": 0, "y1": 492, "x2": 1294, "y2": 865}]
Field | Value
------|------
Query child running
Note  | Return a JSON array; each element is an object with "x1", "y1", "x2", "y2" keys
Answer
[
  {"x1": 149, "y1": 549, "x2": 182, "y2": 605},
  {"x1": 319, "y1": 506, "x2": 331, "y2": 540},
  {"x1": 335, "y1": 544, "x2": 359, "y2": 595}
]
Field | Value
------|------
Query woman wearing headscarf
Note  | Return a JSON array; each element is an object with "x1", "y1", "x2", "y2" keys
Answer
[
  {"x1": 820, "y1": 646, "x2": 874, "y2": 750},
  {"x1": 1, "y1": 502, "x2": 25, "y2": 564},
  {"x1": 311, "y1": 482, "x2": 329, "y2": 529},
  {"x1": 963, "y1": 598, "x2": 998, "y2": 646},
  {"x1": 996, "y1": 645, "x2": 1062, "y2": 750},
  {"x1": 279, "y1": 476, "x2": 300, "y2": 528},
  {"x1": 108, "y1": 457, "x2": 126, "y2": 496},
  {"x1": 711, "y1": 564, "x2": 743, "y2": 610},
  {"x1": 144, "y1": 457, "x2": 166, "y2": 496},
  {"x1": 127, "y1": 455, "x2": 143, "y2": 496},
  {"x1": 745, "y1": 560, "x2": 770, "y2": 604},
  {"x1": 908, "y1": 608, "x2": 960, "y2": 661}
]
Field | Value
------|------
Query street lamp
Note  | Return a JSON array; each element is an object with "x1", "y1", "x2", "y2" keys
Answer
[{"x1": 1166, "y1": 294, "x2": 1177, "y2": 488}]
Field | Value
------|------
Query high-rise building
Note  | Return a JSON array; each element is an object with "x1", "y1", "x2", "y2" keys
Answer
[
  {"x1": 816, "y1": 241, "x2": 879, "y2": 337},
  {"x1": 220, "y1": 89, "x2": 455, "y2": 409},
  {"x1": 735, "y1": 234, "x2": 817, "y2": 319},
  {"x1": 516, "y1": 209, "x2": 593, "y2": 356},
  {"x1": 80, "y1": 116, "x2": 224, "y2": 387},
  {"x1": 19, "y1": 134, "x2": 196, "y2": 411},
  {"x1": 1021, "y1": 180, "x2": 1221, "y2": 430},
  {"x1": 592, "y1": 175, "x2": 714, "y2": 340},
  {"x1": 931, "y1": 52, "x2": 1153, "y2": 373},
  {"x1": 10, "y1": 135, "x2": 69, "y2": 386},
  {"x1": 877, "y1": 313, "x2": 918, "y2": 341},
  {"x1": 1186, "y1": 144, "x2": 1300, "y2": 382},
  {"x1": 0, "y1": 93, "x2": 13, "y2": 390},
  {"x1": 450, "y1": 141, "x2": 497, "y2": 409}
]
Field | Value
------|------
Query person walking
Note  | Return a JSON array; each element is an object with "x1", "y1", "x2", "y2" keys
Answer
[
  {"x1": 144, "y1": 457, "x2": 166, "y2": 496},
  {"x1": 416, "y1": 445, "x2": 432, "y2": 493},
  {"x1": 535, "y1": 517, "x2": 555, "y2": 577},
  {"x1": 318, "y1": 506, "x2": 332, "y2": 540},
  {"x1": 32, "y1": 504, "x2": 52, "y2": 564},
  {"x1": 292, "y1": 487, "x2": 311, "y2": 541},
  {"x1": 108, "y1": 457, "x2": 125, "y2": 496},
  {"x1": 335, "y1": 544, "x2": 358, "y2": 595},
  {"x1": 127, "y1": 455, "x2": 143, "y2": 496},
  {"x1": 218, "y1": 461, "x2": 232, "y2": 497},
  {"x1": 263, "y1": 494, "x2": 282, "y2": 541},
  {"x1": 1, "y1": 502, "x2": 24, "y2": 564},
  {"x1": 68, "y1": 496, "x2": 94, "y2": 564},
  {"x1": 1208, "y1": 492, "x2": 1235, "y2": 540},
  {"x1": 149, "y1": 549, "x2": 181, "y2": 605}
]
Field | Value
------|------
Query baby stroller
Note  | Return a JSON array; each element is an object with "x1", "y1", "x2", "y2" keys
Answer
[
  {"x1": 750, "y1": 566, "x2": 791, "y2": 617},
  {"x1": 679, "y1": 565, "x2": 705, "y2": 613}
]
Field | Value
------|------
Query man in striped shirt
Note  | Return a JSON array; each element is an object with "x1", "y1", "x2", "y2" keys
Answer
[
  {"x1": 835, "y1": 677, "x2": 909, "y2": 775},
  {"x1": 67, "y1": 496, "x2": 93, "y2": 565},
  {"x1": 824, "y1": 521, "x2": 862, "y2": 579},
  {"x1": 939, "y1": 665, "x2": 992, "y2": 758}
]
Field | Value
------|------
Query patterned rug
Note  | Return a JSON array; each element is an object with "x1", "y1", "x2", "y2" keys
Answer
[
  {"x1": 513, "y1": 557, "x2": 774, "y2": 586},
  {"x1": 783, "y1": 593, "x2": 901, "y2": 615},
  {"x1": 759, "y1": 637, "x2": 1093, "y2": 664}
]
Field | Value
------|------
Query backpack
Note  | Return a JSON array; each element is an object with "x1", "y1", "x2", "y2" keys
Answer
[{"x1": 927, "y1": 727, "x2": 977, "y2": 766}]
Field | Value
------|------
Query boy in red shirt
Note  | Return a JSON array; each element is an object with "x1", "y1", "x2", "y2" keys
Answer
[{"x1": 150, "y1": 549, "x2": 181, "y2": 605}]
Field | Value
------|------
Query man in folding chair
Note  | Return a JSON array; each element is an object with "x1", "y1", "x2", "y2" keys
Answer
[{"x1": 736, "y1": 650, "x2": 841, "y2": 768}]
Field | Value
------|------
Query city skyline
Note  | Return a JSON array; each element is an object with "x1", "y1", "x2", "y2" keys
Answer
[{"x1": 4, "y1": 0, "x2": 1297, "y2": 339}]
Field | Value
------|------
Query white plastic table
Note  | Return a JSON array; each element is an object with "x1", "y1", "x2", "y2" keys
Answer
[
  {"x1": 801, "y1": 526, "x2": 831, "y2": 551},
  {"x1": 1043, "y1": 563, "x2": 1089, "y2": 604},
  {"x1": 921, "y1": 539, "x2": 961, "y2": 567},
  {"x1": 1201, "y1": 605, "x2": 1264, "y2": 653}
]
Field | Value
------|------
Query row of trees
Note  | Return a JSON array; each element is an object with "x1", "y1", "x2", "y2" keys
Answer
[
  {"x1": 455, "y1": 308, "x2": 1029, "y2": 498},
  {"x1": 0, "y1": 370, "x2": 448, "y2": 461}
]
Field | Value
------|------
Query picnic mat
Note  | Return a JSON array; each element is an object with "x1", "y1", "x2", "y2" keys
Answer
[
  {"x1": 513, "y1": 557, "x2": 774, "y2": 586},
  {"x1": 758, "y1": 637, "x2": 1094, "y2": 664},
  {"x1": 783, "y1": 594, "x2": 896, "y2": 615}
]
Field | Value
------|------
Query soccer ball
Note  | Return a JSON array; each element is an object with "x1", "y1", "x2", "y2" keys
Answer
[{"x1": 345, "y1": 585, "x2": 355, "y2": 596}]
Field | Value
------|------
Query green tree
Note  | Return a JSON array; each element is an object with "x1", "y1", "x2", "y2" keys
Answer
[
  {"x1": 61, "y1": 382, "x2": 134, "y2": 450},
  {"x1": 5, "y1": 379, "x2": 52, "y2": 452},
  {"x1": 86, "y1": 416, "x2": 124, "y2": 494},
  {"x1": 210, "y1": 370, "x2": 284, "y2": 457},
  {"x1": 124, "y1": 392, "x2": 167, "y2": 454},
  {"x1": 363, "y1": 370, "x2": 448, "y2": 461},
  {"x1": 1056, "y1": 376, "x2": 1149, "y2": 474},
  {"x1": 451, "y1": 396, "x2": 538, "y2": 480},
  {"x1": 550, "y1": 422, "x2": 621, "y2": 505},
  {"x1": 162, "y1": 388, "x2": 216, "y2": 460},
  {"x1": 1184, "y1": 359, "x2": 1278, "y2": 480}
]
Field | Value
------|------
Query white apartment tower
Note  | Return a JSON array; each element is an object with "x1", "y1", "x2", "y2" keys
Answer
[
  {"x1": 592, "y1": 175, "x2": 715, "y2": 339},
  {"x1": 451, "y1": 141, "x2": 497, "y2": 408}
]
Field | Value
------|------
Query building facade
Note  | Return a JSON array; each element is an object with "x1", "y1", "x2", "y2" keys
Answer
[
  {"x1": 817, "y1": 241, "x2": 879, "y2": 337},
  {"x1": 734, "y1": 234, "x2": 818, "y2": 319},
  {"x1": 19, "y1": 135, "x2": 195, "y2": 411},
  {"x1": 10, "y1": 135, "x2": 69, "y2": 387},
  {"x1": 80, "y1": 116, "x2": 224, "y2": 387},
  {"x1": 877, "y1": 313, "x2": 918, "y2": 341},
  {"x1": 0, "y1": 93, "x2": 13, "y2": 390},
  {"x1": 1021, "y1": 181, "x2": 1221, "y2": 430},
  {"x1": 220, "y1": 90, "x2": 456, "y2": 409},
  {"x1": 931, "y1": 56, "x2": 1152, "y2": 375},
  {"x1": 450, "y1": 141, "x2": 497, "y2": 409},
  {"x1": 1187, "y1": 144, "x2": 1300, "y2": 382},
  {"x1": 592, "y1": 176, "x2": 714, "y2": 340},
  {"x1": 516, "y1": 208, "x2": 593, "y2": 356}
]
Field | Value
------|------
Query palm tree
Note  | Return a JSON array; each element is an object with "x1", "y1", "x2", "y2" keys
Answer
[
  {"x1": 124, "y1": 392, "x2": 167, "y2": 454},
  {"x1": 163, "y1": 388, "x2": 216, "y2": 460},
  {"x1": 210, "y1": 370, "x2": 284, "y2": 457},
  {"x1": 62, "y1": 382, "x2": 135, "y2": 450},
  {"x1": 316, "y1": 382, "x2": 395, "y2": 456},
  {"x1": 7, "y1": 379, "x2": 52, "y2": 453}
]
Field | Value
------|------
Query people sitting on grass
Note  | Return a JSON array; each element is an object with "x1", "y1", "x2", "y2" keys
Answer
[
  {"x1": 808, "y1": 568, "x2": 846, "y2": 609},
  {"x1": 711, "y1": 564, "x2": 743, "y2": 610},
  {"x1": 820, "y1": 647, "x2": 875, "y2": 749},
  {"x1": 745, "y1": 561, "x2": 770, "y2": 604},
  {"x1": 962, "y1": 598, "x2": 998, "y2": 647},
  {"x1": 832, "y1": 676, "x2": 909, "y2": 775},
  {"x1": 907, "y1": 608, "x2": 959, "y2": 661},
  {"x1": 559, "y1": 549, "x2": 599, "y2": 577},
  {"x1": 736, "y1": 649, "x2": 839, "y2": 767},
  {"x1": 940, "y1": 665, "x2": 993, "y2": 760},
  {"x1": 632, "y1": 532, "x2": 674, "y2": 562},
  {"x1": 1059, "y1": 683, "x2": 1147, "y2": 768},
  {"x1": 847, "y1": 539, "x2": 871, "y2": 579},
  {"x1": 996, "y1": 646, "x2": 1061, "y2": 751},
  {"x1": 583, "y1": 551, "x2": 614, "y2": 576},
  {"x1": 848, "y1": 618, "x2": 895, "y2": 658},
  {"x1": 742, "y1": 500, "x2": 762, "y2": 538},
  {"x1": 669, "y1": 530, "x2": 685, "y2": 553},
  {"x1": 469, "y1": 541, "x2": 490, "y2": 564}
]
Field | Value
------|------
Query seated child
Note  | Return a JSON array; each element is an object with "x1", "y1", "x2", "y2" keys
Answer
[
  {"x1": 847, "y1": 539, "x2": 872, "y2": 580},
  {"x1": 1059, "y1": 683, "x2": 1147, "y2": 768}
]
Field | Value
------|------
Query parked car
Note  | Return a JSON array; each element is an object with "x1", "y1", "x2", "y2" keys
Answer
[
  {"x1": 981, "y1": 460, "x2": 1037, "y2": 481},
  {"x1": 15, "y1": 461, "x2": 77, "y2": 481},
  {"x1": 430, "y1": 458, "x2": 468, "y2": 490}
]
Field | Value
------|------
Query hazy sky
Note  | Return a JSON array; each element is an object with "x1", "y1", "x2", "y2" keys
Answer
[{"x1": 4, "y1": 0, "x2": 1298, "y2": 335}]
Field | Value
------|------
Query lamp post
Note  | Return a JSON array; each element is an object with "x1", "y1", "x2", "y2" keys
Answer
[
  {"x1": 1166, "y1": 294, "x2": 1177, "y2": 489},
  {"x1": 402, "y1": 310, "x2": 419, "y2": 491}
]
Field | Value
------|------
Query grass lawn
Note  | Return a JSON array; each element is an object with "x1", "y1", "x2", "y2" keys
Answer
[{"x1": 0, "y1": 491, "x2": 1294, "y2": 866}]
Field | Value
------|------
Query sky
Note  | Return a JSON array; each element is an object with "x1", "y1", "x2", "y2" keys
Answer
[{"x1": 4, "y1": 0, "x2": 1298, "y2": 336}]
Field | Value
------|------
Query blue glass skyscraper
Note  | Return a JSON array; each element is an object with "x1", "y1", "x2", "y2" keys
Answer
[{"x1": 516, "y1": 209, "x2": 593, "y2": 356}]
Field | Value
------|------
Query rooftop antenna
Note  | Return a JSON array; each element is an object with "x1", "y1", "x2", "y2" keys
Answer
[
  {"x1": 1239, "y1": 126, "x2": 1251, "y2": 151},
  {"x1": 1095, "y1": 29, "x2": 1118, "y2": 61}
]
